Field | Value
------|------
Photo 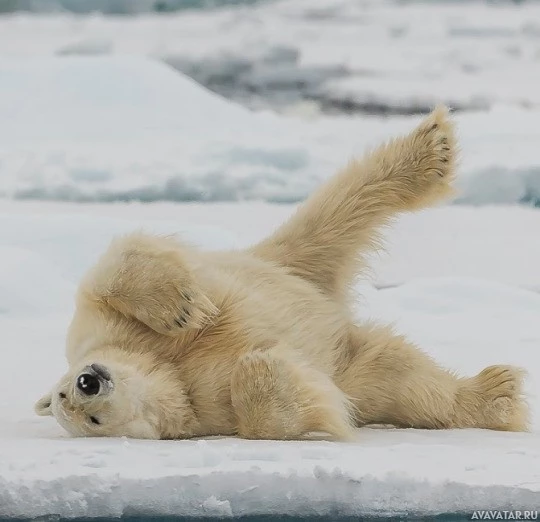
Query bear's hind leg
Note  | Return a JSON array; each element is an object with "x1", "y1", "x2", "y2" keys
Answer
[
  {"x1": 251, "y1": 106, "x2": 457, "y2": 303},
  {"x1": 455, "y1": 365, "x2": 528, "y2": 431},
  {"x1": 337, "y1": 325, "x2": 528, "y2": 431},
  {"x1": 231, "y1": 346, "x2": 355, "y2": 440}
]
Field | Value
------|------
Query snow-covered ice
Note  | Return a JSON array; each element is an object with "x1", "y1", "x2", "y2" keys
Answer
[
  {"x1": 2, "y1": 56, "x2": 540, "y2": 206},
  {"x1": 2, "y1": 0, "x2": 540, "y2": 206},
  {"x1": 0, "y1": 202, "x2": 539, "y2": 518},
  {"x1": 1, "y1": 0, "x2": 540, "y2": 115}
]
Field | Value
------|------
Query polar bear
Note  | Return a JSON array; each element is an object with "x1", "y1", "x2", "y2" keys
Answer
[{"x1": 35, "y1": 107, "x2": 528, "y2": 440}]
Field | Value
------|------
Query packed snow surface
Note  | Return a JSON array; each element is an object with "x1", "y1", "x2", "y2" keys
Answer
[
  {"x1": 2, "y1": 56, "x2": 540, "y2": 205},
  {"x1": 0, "y1": 202, "x2": 539, "y2": 518}
]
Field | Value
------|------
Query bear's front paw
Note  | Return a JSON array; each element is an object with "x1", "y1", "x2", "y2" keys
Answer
[
  {"x1": 132, "y1": 279, "x2": 218, "y2": 336},
  {"x1": 87, "y1": 233, "x2": 219, "y2": 336}
]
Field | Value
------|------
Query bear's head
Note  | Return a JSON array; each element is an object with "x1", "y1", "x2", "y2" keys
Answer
[{"x1": 34, "y1": 349, "x2": 198, "y2": 439}]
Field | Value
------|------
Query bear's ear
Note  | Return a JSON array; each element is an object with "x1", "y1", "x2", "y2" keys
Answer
[{"x1": 34, "y1": 393, "x2": 53, "y2": 416}]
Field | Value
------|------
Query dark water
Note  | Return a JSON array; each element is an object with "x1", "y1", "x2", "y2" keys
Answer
[
  {"x1": 0, "y1": 0, "x2": 267, "y2": 15},
  {"x1": 0, "y1": 515, "x2": 472, "y2": 522}
]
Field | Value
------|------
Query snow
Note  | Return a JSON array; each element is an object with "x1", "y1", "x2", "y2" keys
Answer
[
  {"x1": 1, "y1": 56, "x2": 540, "y2": 206},
  {"x1": 2, "y1": 0, "x2": 540, "y2": 115},
  {"x1": 0, "y1": 201, "x2": 539, "y2": 518},
  {"x1": 2, "y1": 0, "x2": 540, "y2": 206}
]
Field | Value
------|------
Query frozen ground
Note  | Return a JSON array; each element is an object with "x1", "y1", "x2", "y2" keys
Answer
[
  {"x1": 2, "y1": 0, "x2": 540, "y2": 206},
  {"x1": 1, "y1": 0, "x2": 540, "y2": 115},
  {"x1": 0, "y1": 201, "x2": 539, "y2": 518},
  {"x1": 2, "y1": 56, "x2": 540, "y2": 206}
]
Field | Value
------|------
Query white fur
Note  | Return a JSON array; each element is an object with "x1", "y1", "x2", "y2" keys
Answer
[{"x1": 35, "y1": 108, "x2": 528, "y2": 440}]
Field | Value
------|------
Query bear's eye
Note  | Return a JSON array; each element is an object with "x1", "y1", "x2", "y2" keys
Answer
[{"x1": 89, "y1": 416, "x2": 100, "y2": 425}]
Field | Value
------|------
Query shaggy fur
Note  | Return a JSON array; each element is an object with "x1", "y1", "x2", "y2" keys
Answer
[{"x1": 35, "y1": 107, "x2": 529, "y2": 440}]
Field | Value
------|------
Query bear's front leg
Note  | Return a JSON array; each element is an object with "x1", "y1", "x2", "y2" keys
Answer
[
  {"x1": 231, "y1": 346, "x2": 356, "y2": 441},
  {"x1": 80, "y1": 232, "x2": 218, "y2": 336}
]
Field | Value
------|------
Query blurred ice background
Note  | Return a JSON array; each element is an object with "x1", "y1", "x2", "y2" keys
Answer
[{"x1": 1, "y1": 0, "x2": 540, "y2": 204}]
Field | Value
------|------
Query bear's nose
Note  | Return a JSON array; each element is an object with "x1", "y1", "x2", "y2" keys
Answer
[{"x1": 76, "y1": 373, "x2": 100, "y2": 396}]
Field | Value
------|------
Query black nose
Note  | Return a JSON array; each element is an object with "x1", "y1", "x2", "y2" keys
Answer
[{"x1": 77, "y1": 373, "x2": 100, "y2": 396}]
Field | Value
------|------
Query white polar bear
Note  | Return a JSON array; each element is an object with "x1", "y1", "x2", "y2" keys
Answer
[{"x1": 35, "y1": 107, "x2": 528, "y2": 440}]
